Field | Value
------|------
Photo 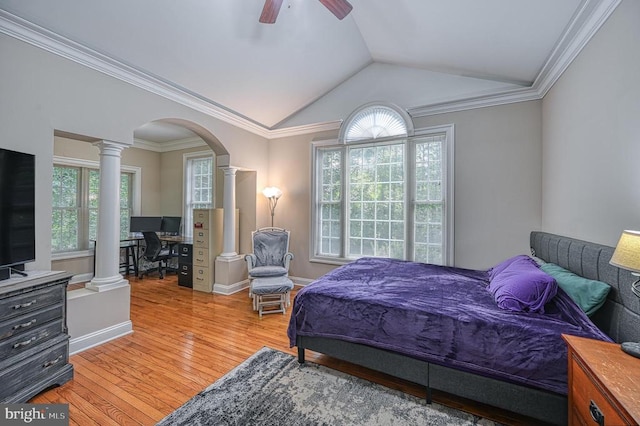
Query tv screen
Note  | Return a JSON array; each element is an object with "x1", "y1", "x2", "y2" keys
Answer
[{"x1": 0, "y1": 148, "x2": 36, "y2": 269}]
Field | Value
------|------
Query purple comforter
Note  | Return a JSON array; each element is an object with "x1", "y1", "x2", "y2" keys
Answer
[{"x1": 287, "y1": 257, "x2": 612, "y2": 394}]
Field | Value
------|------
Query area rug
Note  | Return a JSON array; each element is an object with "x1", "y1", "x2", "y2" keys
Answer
[{"x1": 157, "y1": 347, "x2": 496, "y2": 426}]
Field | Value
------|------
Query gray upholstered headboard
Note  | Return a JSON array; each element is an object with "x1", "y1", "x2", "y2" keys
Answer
[{"x1": 531, "y1": 231, "x2": 640, "y2": 344}]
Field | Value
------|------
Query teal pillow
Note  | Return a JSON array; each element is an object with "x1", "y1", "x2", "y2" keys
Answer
[{"x1": 540, "y1": 263, "x2": 610, "y2": 316}]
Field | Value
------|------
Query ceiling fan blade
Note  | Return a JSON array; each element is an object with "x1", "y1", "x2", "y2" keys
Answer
[
  {"x1": 259, "y1": 0, "x2": 284, "y2": 24},
  {"x1": 319, "y1": 0, "x2": 353, "y2": 20}
]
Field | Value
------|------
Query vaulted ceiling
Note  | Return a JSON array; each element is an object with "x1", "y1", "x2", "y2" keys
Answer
[{"x1": 0, "y1": 0, "x2": 620, "y2": 140}]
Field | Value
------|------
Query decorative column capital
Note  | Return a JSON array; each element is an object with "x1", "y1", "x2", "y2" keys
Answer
[
  {"x1": 92, "y1": 140, "x2": 128, "y2": 157},
  {"x1": 221, "y1": 166, "x2": 238, "y2": 177}
]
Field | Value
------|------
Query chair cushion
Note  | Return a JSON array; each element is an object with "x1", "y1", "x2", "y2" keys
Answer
[
  {"x1": 254, "y1": 230, "x2": 288, "y2": 267},
  {"x1": 252, "y1": 277, "x2": 294, "y2": 295},
  {"x1": 250, "y1": 266, "x2": 288, "y2": 277}
]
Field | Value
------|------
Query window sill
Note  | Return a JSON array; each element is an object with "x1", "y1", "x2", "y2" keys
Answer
[
  {"x1": 309, "y1": 256, "x2": 353, "y2": 266},
  {"x1": 52, "y1": 250, "x2": 94, "y2": 261}
]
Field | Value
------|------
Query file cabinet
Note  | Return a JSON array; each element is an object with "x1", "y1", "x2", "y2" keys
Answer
[
  {"x1": 192, "y1": 208, "x2": 239, "y2": 293},
  {"x1": 177, "y1": 243, "x2": 192, "y2": 288}
]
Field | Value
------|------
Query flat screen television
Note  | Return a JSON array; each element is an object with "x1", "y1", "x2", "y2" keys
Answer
[{"x1": 0, "y1": 147, "x2": 36, "y2": 280}]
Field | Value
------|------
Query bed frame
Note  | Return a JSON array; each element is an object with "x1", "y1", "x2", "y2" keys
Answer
[{"x1": 295, "y1": 232, "x2": 640, "y2": 425}]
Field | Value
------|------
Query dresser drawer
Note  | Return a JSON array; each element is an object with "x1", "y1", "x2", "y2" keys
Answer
[
  {"x1": 0, "y1": 320, "x2": 63, "y2": 362},
  {"x1": 0, "y1": 337, "x2": 68, "y2": 401},
  {"x1": 571, "y1": 357, "x2": 626, "y2": 426},
  {"x1": 193, "y1": 247, "x2": 209, "y2": 267},
  {"x1": 0, "y1": 286, "x2": 64, "y2": 320},
  {"x1": 0, "y1": 304, "x2": 63, "y2": 342}
]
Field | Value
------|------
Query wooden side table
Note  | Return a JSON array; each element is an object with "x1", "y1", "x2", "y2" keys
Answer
[{"x1": 564, "y1": 334, "x2": 640, "y2": 425}]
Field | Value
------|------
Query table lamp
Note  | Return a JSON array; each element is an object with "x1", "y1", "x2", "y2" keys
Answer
[
  {"x1": 609, "y1": 230, "x2": 640, "y2": 358},
  {"x1": 263, "y1": 186, "x2": 282, "y2": 227}
]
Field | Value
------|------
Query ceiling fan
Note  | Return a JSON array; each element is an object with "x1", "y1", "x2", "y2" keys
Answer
[{"x1": 259, "y1": 0, "x2": 353, "y2": 24}]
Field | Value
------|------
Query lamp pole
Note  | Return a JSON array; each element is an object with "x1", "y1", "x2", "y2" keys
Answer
[{"x1": 263, "y1": 187, "x2": 282, "y2": 227}]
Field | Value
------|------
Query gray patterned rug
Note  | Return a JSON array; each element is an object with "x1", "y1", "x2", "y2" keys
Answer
[{"x1": 157, "y1": 347, "x2": 496, "y2": 426}]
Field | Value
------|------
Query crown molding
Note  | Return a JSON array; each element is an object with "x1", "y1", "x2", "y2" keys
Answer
[
  {"x1": 533, "y1": 0, "x2": 621, "y2": 97},
  {"x1": 0, "y1": 10, "x2": 272, "y2": 139},
  {"x1": 0, "y1": 0, "x2": 621, "y2": 139},
  {"x1": 267, "y1": 120, "x2": 342, "y2": 139},
  {"x1": 409, "y1": 0, "x2": 621, "y2": 119},
  {"x1": 408, "y1": 87, "x2": 541, "y2": 118},
  {"x1": 132, "y1": 136, "x2": 208, "y2": 153}
]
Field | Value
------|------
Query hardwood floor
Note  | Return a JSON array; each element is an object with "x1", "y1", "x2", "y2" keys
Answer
[{"x1": 32, "y1": 275, "x2": 539, "y2": 425}]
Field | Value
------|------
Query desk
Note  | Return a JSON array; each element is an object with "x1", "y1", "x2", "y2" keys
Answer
[
  {"x1": 126, "y1": 234, "x2": 191, "y2": 277},
  {"x1": 94, "y1": 235, "x2": 192, "y2": 277}
]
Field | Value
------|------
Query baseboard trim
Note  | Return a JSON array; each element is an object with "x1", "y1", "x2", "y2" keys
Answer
[
  {"x1": 69, "y1": 273, "x2": 93, "y2": 285},
  {"x1": 213, "y1": 279, "x2": 250, "y2": 295},
  {"x1": 69, "y1": 320, "x2": 133, "y2": 355}
]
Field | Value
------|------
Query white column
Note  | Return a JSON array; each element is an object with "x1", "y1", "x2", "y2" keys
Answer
[
  {"x1": 87, "y1": 140, "x2": 129, "y2": 292},
  {"x1": 220, "y1": 167, "x2": 238, "y2": 258}
]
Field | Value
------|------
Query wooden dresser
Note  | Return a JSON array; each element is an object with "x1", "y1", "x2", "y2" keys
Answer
[
  {"x1": 564, "y1": 334, "x2": 640, "y2": 426},
  {"x1": 0, "y1": 271, "x2": 74, "y2": 402}
]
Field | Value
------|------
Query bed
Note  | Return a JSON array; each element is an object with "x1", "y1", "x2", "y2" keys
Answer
[{"x1": 287, "y1": 232, "x2": 640, "y2": 425}]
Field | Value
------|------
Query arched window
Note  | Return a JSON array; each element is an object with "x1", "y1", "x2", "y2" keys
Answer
[
  {"x1": 312, "y1": 104, "x2": 453, "y2": 265},
  {"x1": 340, "y1": 104, "x2": 411, "y2": 143}
]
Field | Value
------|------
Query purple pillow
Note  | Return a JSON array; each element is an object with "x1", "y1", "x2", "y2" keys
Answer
[
  {"x1": 488, "y1": 255, "x2": 537, "y2": 281},
  {"x1": 487, "y1": 257, "x2": 557, "y2": 313}
]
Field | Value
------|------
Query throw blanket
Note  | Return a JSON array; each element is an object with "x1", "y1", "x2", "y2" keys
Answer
[{"x1": 287, "y1": 257, "x2": 611, "y2": 394}]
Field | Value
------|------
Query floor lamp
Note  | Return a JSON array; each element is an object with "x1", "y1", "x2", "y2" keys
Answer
[{"x1": 263, "y1": 186, "x2": 282, "y2": 227}]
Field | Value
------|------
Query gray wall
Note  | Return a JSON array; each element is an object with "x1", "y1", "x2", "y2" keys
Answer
[
  {"x1": 542, "y1": 0, "x2": 640, "y2": 247},
  {"x1": 269, "y1": 101, "x2": 543, "y2": 279}
]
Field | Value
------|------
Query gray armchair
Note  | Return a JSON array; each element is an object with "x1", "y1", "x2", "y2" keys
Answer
[
  {"x1": 245, "y1": 227, "x2": 294, "y2": 309},
  {"x1": 245, "y1": 227, "x2": 293, "y2": 279}
]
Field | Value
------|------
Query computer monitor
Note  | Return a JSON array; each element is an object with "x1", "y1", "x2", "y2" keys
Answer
[
  {"x1": 161, "y1": 216, "x2": 182, "y2": 235},
  {"x1": 129, "y1": 216, "x2": 162, "y2": 233}
]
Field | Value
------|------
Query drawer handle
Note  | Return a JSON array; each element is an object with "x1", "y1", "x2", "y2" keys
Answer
[
  {"x1": 589, "y1": 400, "x2": 604, "y2": 426},
  {"x1": 13, "y1": 336, "x2": 36, "y2": 348},
  {"x1": 43, "y1": 355, "x2": 63, "y2": 368},
  {"x1": 196, "y1": 258, "x2": 204, "y2": 262},
  {"x1": 13, "y1": 319, "x2": 37, "y2": 330},
  {"x1": 12, "y1": 299, "x2": 37, "y2": 310}
]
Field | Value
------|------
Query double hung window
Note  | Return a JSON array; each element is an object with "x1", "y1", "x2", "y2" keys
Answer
[
  {"x1": 183, "y1": 152, "x2": 214, "y2": 238},
  {"x1": 312, "y1": 104, "x2": 454, "y2": 265},
  {"x1": 51, "y1": 159, "x2": 135, "y2": 253}
]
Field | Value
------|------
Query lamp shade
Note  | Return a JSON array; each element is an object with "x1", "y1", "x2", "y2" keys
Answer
[
  {"x1": 262, "y1": 186, "x2": 282, "y2": 199},
  {"x1": 610, "y1": 230, "x2": 640, "y2": 273}
]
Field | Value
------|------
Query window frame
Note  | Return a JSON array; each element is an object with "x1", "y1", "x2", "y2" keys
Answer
[
  {"x1": 51, "y1": 156, "x2": 141, "y2": 260},
  {"x1": 310, "y1": 123, "x2": 455, "y2": 266},
  {"x1": 182, "y1": 151, "x2": 215, "y2": 238}
]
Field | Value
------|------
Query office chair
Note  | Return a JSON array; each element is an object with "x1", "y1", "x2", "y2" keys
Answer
[{"x1": 138, "y1": 231, "x2": 173, "y2": 279}]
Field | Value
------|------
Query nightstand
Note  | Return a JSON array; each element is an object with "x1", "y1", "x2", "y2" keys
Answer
[{"x1": 563, "y1": 334, "x2": 640, "y2": 425}]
